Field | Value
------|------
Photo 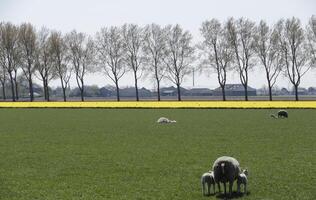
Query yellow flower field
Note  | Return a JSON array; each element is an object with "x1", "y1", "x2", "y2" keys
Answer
[{"x1": 0, "y1": 101, "x2": 316, "y2": 108}]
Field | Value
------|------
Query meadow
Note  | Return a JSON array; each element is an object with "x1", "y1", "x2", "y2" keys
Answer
[{"x1": 0, "y1": 108, "x2": 315, "y2": 200}]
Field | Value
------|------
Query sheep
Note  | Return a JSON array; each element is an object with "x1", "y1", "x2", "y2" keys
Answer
[
  {"x1": 278, "y1": 110, "x2": 288, "y2": 118},
  {"x1": 157, "y1": 117, "x2": 176, "y2": 124},
  {"x1": 237, "y1": 169, "x2": 248, "y2": 194},
  {"x1": 212, "y1": 156, "x2": 241, "y2": 197},
  {"x1": 201, "y1": 171, "x2": 216, "y2": 196}
]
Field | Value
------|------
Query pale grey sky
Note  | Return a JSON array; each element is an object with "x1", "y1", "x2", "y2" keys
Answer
[{"x1": 1, "y1": 0, "x2": 315, "y2": 90}]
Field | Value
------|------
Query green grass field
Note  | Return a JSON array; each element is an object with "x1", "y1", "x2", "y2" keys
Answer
[{"x1": 0, "y1": 109, "x2": 315, "y2": 200}]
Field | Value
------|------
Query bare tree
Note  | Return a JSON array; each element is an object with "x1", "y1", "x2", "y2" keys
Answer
[
  {"x1": 200, "y1": 19, "x2": 233, "y2": 101},
  {"x1": 164, "y1": 24, "x2": 195, "y2": 101},
  {"x1": 95, "y1": 26, "x2": 127, "y2": 101},
  {"x1": 254, "y1": 20, "x2": 283, "y2": 101},
  {"x1": 0, "y1": 22, "x2": 20, "y2": 101},
  {"x1": 306, "y1": 15, "x2": 316, "y2": 66},
  {"x1": 143, "y1": 24, "x2": 167, "y2": 101},
  {"x1": 35, "y1": 27, "x2": 56, "y2": 101},
  {"x1": 66, "y1": 30, "x2": 95, "y2": 101},
  {"x1": 122, "y1": 24, "x2": 145, "y2": 101},
  {"x1": 49, "y1": 31, "x2": 71, "y2": 101},
  {"x1": 276, "y1": 18, "x2": 310, "y2": 101},
  {"x1": 226, "y1": 18, "x2": 256, "y2": 101},
  {"x1": 0, "y1": 24, "x2": 7, "y2": 100},
  {"x1": 19, "y1": 23, "x2": 37, "y2": 101},
  {"x1": 0, "y1": 55, "x2": 7, "y2": 100}
]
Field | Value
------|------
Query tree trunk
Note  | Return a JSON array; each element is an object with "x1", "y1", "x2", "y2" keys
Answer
[
  {"x1": 268, "y1": 81, "x2": 273, "y2": 101},
  {"x1": 60, "y1": 79, "x2": 66, "y2": 102},
  {"x1": 1, "y1": 82, "x2": 6, "y2": 100},
  {"x1": 9, "y1": 72, "x2": 15, "y2": 102},
  {"x1": 134, "y1": 72, "x2": 139, "y2": 101},
  {"x1": 221, "y1": 85, "x2": 226, "y2": 101},
  {"x1": 46, "y1": 81, "x2": 50, "y2": 101},
  {"x1": 80, "y1": 79, "x2": 84, "y2": 102},
  {"x1": 115, "y1": 81, "x2": 120, "y2": 102},
  {"x1": 14, "y1": 77, "x2": 19, "y2": 100},
  {"x1": 244, "y1": 84, "x2": 248, "y2": 101},
  {"x1": 156, "y1": 79, "x2": 161, "y2": 101},
  {"x1": 294, "y1": 84, "x2": 299, "y2": 101},
  {"x1": 176, "y1": 83, "x2": 181, "y2": 101},
  {"x1": 29, "y1": 77, "x2": 34, "y2": 102},
  {"x1": 42, "y1": 79, "x2": 47, "y2": 101}
]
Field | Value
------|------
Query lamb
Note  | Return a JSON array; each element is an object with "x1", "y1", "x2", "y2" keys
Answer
[
  {"x1": 277, "y1": 110, "x2": 288, "y2": 118},
  {"x1": 157, "y1": 117, "x2": 176, "y2": 124},
  {"x1": 201, "y1": 171, "x2": 216, "y2": 196},
  {"x1": 237, "y1": 169, "x2": 248, "y2": 194},
  {"x1": 212, "y1": 156, "x2": 241, "y2": 197}
]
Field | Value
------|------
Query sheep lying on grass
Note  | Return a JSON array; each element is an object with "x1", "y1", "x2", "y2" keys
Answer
[
  {"x1": 212, "y1": 156, "x2": 241, "y2": 197},
  {"x1": 201, "y1": 171, "x2": 215, "y2": 196},
  {"x1": 157, "y1": 117, "x2": 176, "y2": 124},
  {"x1": 237, "y1": 169, "x2": 248, "y2": 194},
  {"x1": 270, "y1": 110, "x2": 288, "y2": 119},
  {"x1": 278, "y1": 110, "x2": 288, "y2": 118}
]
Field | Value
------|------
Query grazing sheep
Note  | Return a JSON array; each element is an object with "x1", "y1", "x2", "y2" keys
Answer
[
  {"x1": 277, "y1": 110, "x2": 288, "y2": 118},
  {"x1": 201, "y1": 171, "x2": 216, "y2": 196},
  {"x1": 157, "y1": 117, "x2": 176, "y2": 124},
  {"x1": 212, "y1": 156, "x2": 241, "y2": 197},
  {"x1": 237, "y1": 169, "x2": 248, "y2": 194}
]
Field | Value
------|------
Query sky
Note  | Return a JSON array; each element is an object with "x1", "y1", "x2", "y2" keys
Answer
[{"x1": 0, "y1": 0, "x2": 315, "y2": 90}]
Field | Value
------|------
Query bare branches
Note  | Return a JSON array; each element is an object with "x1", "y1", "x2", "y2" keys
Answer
[
  {"x1": 226, "y1": 17, "x2": 256, "y2": 101},
  {"x1": 66, "y1": 30, "x2": 95, "y2": 101},
  {"x1": 200, "y1": 19, "x2": 233, "y2": 100},
  {"x1": 254, "y1": 20, "x2": 283, "y2": 100},
  {"x1": 143, "y1": 24, "x2": 168, "y2": 101},
  {"x1": 95, "y1": 26, "x2": 127, "y2": 101},
  {"x1": 122, "y1": 24, "x2": 145, "y2": 101},
  {"x1": 276, "y1": 17, "x2": 309, "y2": 100},
  {"x1": 19, "y1": 23, "x2": 37, "y2": 101},
  {"x1": 49, "y1": 31, "x2": 71, "y2": 101},
  {"x1": 164, "y1": 24, "x2": 195, "y2": 101}
]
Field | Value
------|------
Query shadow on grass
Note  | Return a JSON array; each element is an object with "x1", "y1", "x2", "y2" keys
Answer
[{"x1": 215, "y1": 191, "x2": 250, "y2": 199}]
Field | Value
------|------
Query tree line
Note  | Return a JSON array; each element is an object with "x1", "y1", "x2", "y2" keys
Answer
[{"x1": 0, "y1": 16, "x2": 315, "y2": 102}]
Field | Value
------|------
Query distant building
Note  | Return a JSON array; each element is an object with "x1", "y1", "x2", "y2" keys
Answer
[
  {"x1": 308, "y1": 87, "x2": 316, "y2": 95},
  {"x1": 185, "y1": 88, "x2": 212, "y2": 96},
  {"x1": 213, "y1": 84, "x2": 256, "y2": 96},
  {"x1": 279, "y1": 88, "x2": 290, "y2": 95},
  {"x1": 293, "y1": 87, "x2": 308, "y2": 95},
  {"x1": 160, "y1": 86, "x2": 188, "y2": 96},
  {"x1": 99, "y1": 87, "x2": 113, "y2": 97},
  {"x1": 120, "y1": 87, "x2": 152, "y2": 97}
]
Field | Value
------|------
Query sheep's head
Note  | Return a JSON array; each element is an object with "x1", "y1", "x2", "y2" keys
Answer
[
  {"x1": 243, "y1": 169, "x2": 249, "y2": 176},
  {"x1": 220, "y1": 163, "x2": 225, "y2": 174}
]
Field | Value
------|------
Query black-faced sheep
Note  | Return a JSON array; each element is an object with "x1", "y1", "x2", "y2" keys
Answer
[
  {"x1": 157, "y1": 117, "x2": 176, "y2": 124},
  {"x1": 277, "y1": 110, "x2": 288, "y2": 118},
  {"x1": 201, "y1": 171, "x2": 215, "y2": 196},
  {"x1": 212, "y1": 156, "x2": 241, "y2": 197},
  {"x1": 237, "y1": 169, "x2": 248, "y2": 194}
]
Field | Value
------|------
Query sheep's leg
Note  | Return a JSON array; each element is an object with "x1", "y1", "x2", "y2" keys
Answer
[
  {"x1": 229, "y1": 181, "x2": 233, "y2": 196},
  {"x1": 237, "y1": 183, "x2": 240, "y2": 193},
  {"x1": 244, "y1": 184, "x2": 247, "y2": 194},
  {"x1": 223, "y1": 182, "x2": 226, "y2": 196},
  {"x1": 213, "y1": 183, "x2": 215, "y2": 194},
  {"x1": 207, "y1": 183, "x2": 210, "y2": 196},
  {"x1": 202, "y1": 182, "x2": 205, "y2": 196},
  {"x1": 217, "y1": 183, "x2": 221, "y2": 193}
]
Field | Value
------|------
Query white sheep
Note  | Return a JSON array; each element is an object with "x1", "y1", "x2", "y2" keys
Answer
[
  {"x1": 201, "y1": 171, "x2": 215, "y2": 196},
  {"x1": 157, "y1": 117, "x2": 176, "y2": 124},
  {"x1": 237, "y1": 169, "x2": 248, "y2": 194},
  {"x1": 212, "y1": 156, "x2": 241, "y2": 197}
]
